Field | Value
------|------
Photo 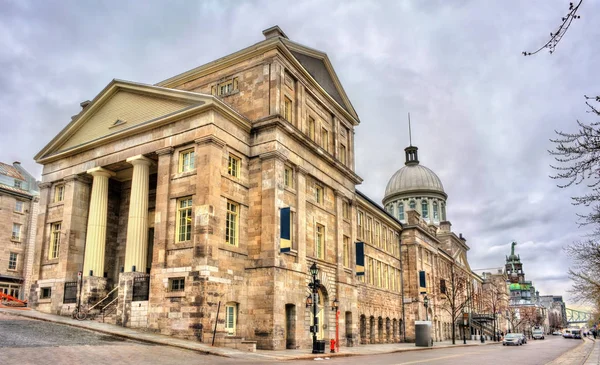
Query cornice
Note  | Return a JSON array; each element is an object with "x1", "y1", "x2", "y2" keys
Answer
[
  {"x1": 156, "y1": 146, "x2": 175, "y2": 156},
  {"x1": 259, "y1": 150, "x2": 288, "y2": 162},
  {"x1": 195, "y1": 135, "x2": 226, "y2": 148}
]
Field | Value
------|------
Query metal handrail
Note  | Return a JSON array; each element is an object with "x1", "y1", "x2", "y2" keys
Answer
[{"x1": 88, "y1": 286, "x2": 118, "y2": 312}]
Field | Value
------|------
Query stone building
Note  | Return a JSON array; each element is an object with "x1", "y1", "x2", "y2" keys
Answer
[
  {"x1": 382, "y1": 145, "x2": 485, "y2": 342},
  {"x1": 0, "y1": 161, "x2": 39, "y2": 300},
  {"x1": 29, "y1": 26, "x2": 407, "y2": 350},
  {"x1": 29, "y1": 26, "x2": 482, "y2": 350}
]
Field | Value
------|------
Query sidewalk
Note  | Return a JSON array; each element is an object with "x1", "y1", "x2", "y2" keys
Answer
[
  {"x1": 0, "y1": 307, "x2": 498, "y2": 361},
  {"x1": 584, "y1": 337, "x2": 599, "y2": 365}
]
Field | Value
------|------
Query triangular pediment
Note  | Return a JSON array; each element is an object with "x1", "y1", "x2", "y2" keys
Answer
[
  {"x1": 35, "y1": 80, "x2": 227, "y2": 162},
  {"x1": 282, "y1": 39, "x2": 359, "y2": 122}
]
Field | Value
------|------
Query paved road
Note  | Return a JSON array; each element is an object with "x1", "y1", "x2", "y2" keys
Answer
[{"x1": 0, "y1": 313, "x2": 584, "y2": 365}]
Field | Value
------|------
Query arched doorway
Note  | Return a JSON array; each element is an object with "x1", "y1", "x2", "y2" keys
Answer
[
  {"x1": 309, "y1": 287, "x2": 328, "y2": 341},
  {"x1": 360, "y1": 315, "x2": 367, "y2": 344}
]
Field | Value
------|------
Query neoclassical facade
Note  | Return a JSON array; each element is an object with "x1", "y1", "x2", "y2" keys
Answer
[{"x1": 29, "y1": 26, "x2": 408, "y2": 350}]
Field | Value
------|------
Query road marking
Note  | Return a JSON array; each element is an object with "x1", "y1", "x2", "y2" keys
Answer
[{"x1": 392, "y1": 351, "x2": 486, "y2": 365}]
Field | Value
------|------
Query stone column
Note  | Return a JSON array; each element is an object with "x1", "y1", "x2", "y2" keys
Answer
[
  {"x1": 83, "y1": 167, "x2": 115, "y2": 277},
  {"x1": 124, "y1": 155, "x2": 153, "y2": 273}
]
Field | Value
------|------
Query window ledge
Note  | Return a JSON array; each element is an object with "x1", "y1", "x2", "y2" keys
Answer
[
  {"x1": 284, "y1": 186, "x2": 296, "y2": 194},
  {"x1": 48, "y1": 201, "x2": 64, "y2": 208},
  {"x1": 172, "y1": 170, "x2": 196, "y2": 180},
  {"x1": 165, "y1": 291, "x2": 186, "y2": 298},
  {"x1": 10, "y1": 239, "x2": 22, "y2": 244},
  {"x1": 7, "y1": 269, "x2": 18, "y2": 272},
  {"x1": 283, "y1": 249, "x2": 298, "y2": 257},
  {"x1": 42, "y1": 260, "x2": 59, "y2": 266},
  {"x1": 13, "y1": 211, "x2": 25, "y2": 215}
]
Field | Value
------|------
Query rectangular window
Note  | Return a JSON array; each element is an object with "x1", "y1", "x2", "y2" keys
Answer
[
  {"x1": 11, "y1": 223, "x2": 21, "y2": 241},
  {"x1": 357, "y1": 211, "x2": 364, "y2": 239},
  {"x1": 343, "y1": 236, "x2": 350, "y2": 267},
  {"x1": 321, "y1": 128, "x2": 329, "y2": 152},
  {"x1": 14, "y1": 201, "x2": 23, "y2": 213},
  {"x1": 225, "y1": 303, "x2": 237, "y2": 335},
  {"x1": 315, "y1": 184, "x2": 324, "y2": 204},
  {"x1": 377, "y1": 261, "x2": 382, "y2": 287},
  {"x1": 342, "y1": 201, "x2": 349, "y2": 220},
  {"x1": 14, "y1": 180, "x2": 23, "y2": 189},
  {"x1": 54, "y1": 184, "x2": 65, "y2": 203},
  {"x1": 316, "y1": 224, "x2": 325, "y2": 259},
  {"x1": 308, "y1": 117, "x2": 315, "y2": 140},
  {"x1": 284, "y1": 165, "x2": 294, "y2": 189},
  {"x1": 41, "y1": 287, "x2": 52, "y2": 299},
  {"x1": 8, "y1": 252, "x2": 17, "y2": 270},
  {"x1": 374, "y1": 223, "x2": 380, "y2": 247},
  {"x1": 384, "y1": 265, "x2": 389, "y2": 289},
  {"x1": 169, "y1": 277, "x2": 185, "y2": 292},
  {"x1": 340, "y1": 143, "x2": 347, "y2": 164},
  {"x1": 219, "y1": 80, "x2": 233, "y2": 96},
  {"x1": 228, "y1": 154, "x2": 241, "y2": 178},
  {"x1": 366, "y1": 218, "x2": 372, "y2": 243},
  {"x1": 176, "y1": 197, "x2": 193, "y2": 242},
  {"x1": 368, "y1": 257, "x2": 374, "y2": 285},
  {"x1": 49, "y1": 222, "x2": 61, "y2": 259},
  {"x1": 178, "y1": 148, "x2": 195, "y2": 173},
  {"x1": 284, "y1": 97, "x2": 293, "y2": 122},
  {"x1": 226, "y1": 201, "x2": 239, "y2": 246}
]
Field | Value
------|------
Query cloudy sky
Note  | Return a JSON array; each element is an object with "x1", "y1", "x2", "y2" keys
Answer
[{"x1": 1, "y1": 0, "x2": 598, "y2": 307}]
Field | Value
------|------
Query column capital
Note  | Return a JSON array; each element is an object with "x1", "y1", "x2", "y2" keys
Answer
[
  {"x1": 195, "y1": 135, "x2": 226, "y2": 148},
  {"x1": 86, "y1": 167, "x2": 116, "y2": 178},
  {"x1": 126, "y1": 155, "x2": 154, "y2": 167},
  {"x1": 65, "y1": 174, "x2": 92, "y2": 184},
  {"x1": 156, "y1": 146, "x2": 174, "y2": 156}
]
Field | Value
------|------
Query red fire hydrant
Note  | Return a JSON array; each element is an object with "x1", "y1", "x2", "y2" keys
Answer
[{"x1": 330, "y1": 339, "x2": 336, "y2": 353}]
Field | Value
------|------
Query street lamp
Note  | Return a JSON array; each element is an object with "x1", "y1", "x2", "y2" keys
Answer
[
  {"x1": 308, "y1": 263, "x2": 321, "y2": 354},
  {"x1": 423, "y1": 295, "x2": 429, "y2": 321}
]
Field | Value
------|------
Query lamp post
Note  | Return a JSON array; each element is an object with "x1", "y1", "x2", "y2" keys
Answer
[
  {"x1": 308, "y1": 263, "x2": 321, "y2": 354},
  {"x1": 332, "y1": 298, "x2": 339, "y2": 353},
  {"x1": 423, "y1": 295, "x2": 429, "y2": 321}
]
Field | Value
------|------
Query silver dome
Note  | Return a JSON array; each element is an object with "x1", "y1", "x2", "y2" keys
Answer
[{"x1": 384, "y1": 164, "x2": 445, "y2": 199}]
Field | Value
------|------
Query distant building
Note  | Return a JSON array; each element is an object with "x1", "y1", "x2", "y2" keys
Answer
[
  {"x1": 0, "y1": 161, "x2": 39, "y2": 300},
  {"x1": 538, "y1": 295, "x2": 567, "y2": 330}
]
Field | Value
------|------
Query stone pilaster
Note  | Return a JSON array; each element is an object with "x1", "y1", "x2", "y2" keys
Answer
[
  {"x1": 153, "y1": 147, "x2": 173, "y2": 269},
  {"x1": 83, "y1": 167, "x2": 115, "y2": 277},
  {"x1": 259, "y1": 150, "x2": 286, "y2": 267},
  {"x1": 124, "y1": 155, "x2": 153, "y2": 273},
  {"x1": 296, "y1": 166, "x2": 307, "y2": 272}
]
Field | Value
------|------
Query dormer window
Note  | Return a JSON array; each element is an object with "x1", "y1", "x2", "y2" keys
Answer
[
  {"x1": 398, "y1": 203, "x2": 405, "y2": 221},
  {"x1": 433, "y1": 201, "x2": 439, "y2": 221},
  {"x1": 409, "y1": 200, "x2": 416, "y2": 210},
  {"x1": 421, "y1": 200, "x2": 428, "y2": 218}
]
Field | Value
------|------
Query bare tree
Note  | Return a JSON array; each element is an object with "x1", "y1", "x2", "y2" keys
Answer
[
  {"x1": 523, "y1": 0, "x2": 583, "y2": 56},
  {"x1": 481, "y1": 281, "x2": 509, "y2": 341},
  {"x1": 564, "y1": 239, "x2": 600, "y2": 308},
  {"x1": 437, "y1": 263, "x2": 471, "y2": 344}
]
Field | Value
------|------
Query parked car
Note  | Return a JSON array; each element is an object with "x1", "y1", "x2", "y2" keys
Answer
[
  {"x1": 503, "y1": 333, "x2": 523, "y2": 346},
  {"x1": 552, "y1": 330, "x2": 562, "y2": 336},
  {"x1": 572, "y1": 329, "x2": 582, "y2": 339},
  {"x1": 514, "y1": 333, "x2": 527, "y2": 344},
  {"x1": 563, "y1": 329, "x2": 573, "y2": 338}
]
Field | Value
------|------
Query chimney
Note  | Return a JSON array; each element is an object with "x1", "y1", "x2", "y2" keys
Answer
[
  {"x1": 262, "y1": 25, "x2": 289, "y2": 40},
  {"x1": 80, "y1": 100, "x2": 91, "y2": 109}
]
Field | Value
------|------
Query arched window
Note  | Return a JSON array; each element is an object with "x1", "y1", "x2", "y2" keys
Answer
[
  {"x1": 398, "y1": 203, "x2": 404, "y2": 221},
  {"x1": 441, "y1": 203, "x2": 446, "y2": 221},
  {"x1": 409, "y1": 200, "x2": 416, "y2": 210},
  {"x1": 421, "y1": 200, "x2": 428, "y2": 219},
  {"x1": 433, "y1": 201, "x2": 439, "y2": 221},
  {"x1": 388, "y1": 204, "x2": 394, "y2": 216}
]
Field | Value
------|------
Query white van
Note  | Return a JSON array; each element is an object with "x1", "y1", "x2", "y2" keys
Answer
[{"x1": 532, "y1": 327, "x2": 544, "y2": 340}]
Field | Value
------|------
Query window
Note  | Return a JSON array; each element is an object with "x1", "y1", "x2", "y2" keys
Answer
[
  {"x1": 374, "y1": 223, "x2": 380, "y2": 247},
  {"x1": 225, "y1": 303, "x2": 238, "y2": 335},
  {"x1": 357, "y1": 211, "x2": 364, "y2": 239},
  {"x1": 342, "y1": 201, "x2": 349, "y2": 220},
  {"x1": 409, "y1": 200, "x2": 415, "y2": 210},
  {"x1": 368, "y1": 257, "x2": 374, "y2": 285},
  {"x1": 226, "y1": 201, "x2": 239, "y2": 246},
  {"x1": 441, "y1": 203, "x2": 446, "y2": 221},
  {"x1": 220, "y1": 82, "x2": 232, "y2": 96},
  {"x1": 339, "y1": 144, "x2": 347, "y2": 164},
  {"x1": 377, "y1": 261, "x2": 382, "y2": 287},
  {"x1": 384, "y1": 265, "x2": 389, "y2": 289},
  {"x1": 41, "y1": 287, "x2": 52, "y2": 299},
  {"x1": 398, "y1": 203, "x2": 405, "y2": 221},
  {"x1": 212, "y1": 78, "x2": 238, "y2": 96},
  {"x1": 343, "y1": 236, "x2": 350, "y2": 267},
  {"x1": 284, "y1": 97, "x2": 293, "y2": 121},
  {"x1": 11, "y1": 223, "x2": 21, "y2": 241},
  {"x1": 49, "y1": 222, "x2": 61, "y2": 259},
  {"x1": 228, "y1": 154, "x2": 241, "y2": 178},
  {"x1": 433, "y1": 201, "x2": 439, "y2": 220},
  {"x1": 315, "y1": 184, "x2": 324, "y2": 204},
  {"x1": 321, "y1": 128, "x2": 329, "y2": 152},
  {"x1": 176, "y1": 197, "x2": 193, "y2": 242},
  {"x1": 169, "y1": 277, "x2": 185, "y2": 292},
  {"x1": 284, "y1": 165, "x2": 294, "y2": 189},
  {"x1": 421, "y1": 200, "x2": 429, "y2": 219},
  {"x1": 14, "y1": 180, "x2": 23, "y2": 189},
  {"x1": 178, "y1": 149, "x2": 195, "y2": 173},
  {"x1": 316, "y1": 224, "x2": 325, "y2": 259},
  {"x1": 308, "y1": 117, "x2": 315, "y2": 140},
  {"x1": 366, "y1": 218, "x2": 372, "y2": 243},
  {"x1": 54, "y1": 184, "x2": 65, "y2": 203},
  {"x1": 14, "y1": 201, "x2": 23, "y2": 213},
  {"x1": 8, "y1": 253, "x2": 17, "y2": 270}
]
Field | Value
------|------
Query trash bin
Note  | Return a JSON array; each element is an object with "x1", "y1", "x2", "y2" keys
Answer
[
  {"x1": 415, "y1": 321, "x2": 432, "y2": 347},
  {"x1": 316, "y1": 340, "x2": 326, "y2": 353}
]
